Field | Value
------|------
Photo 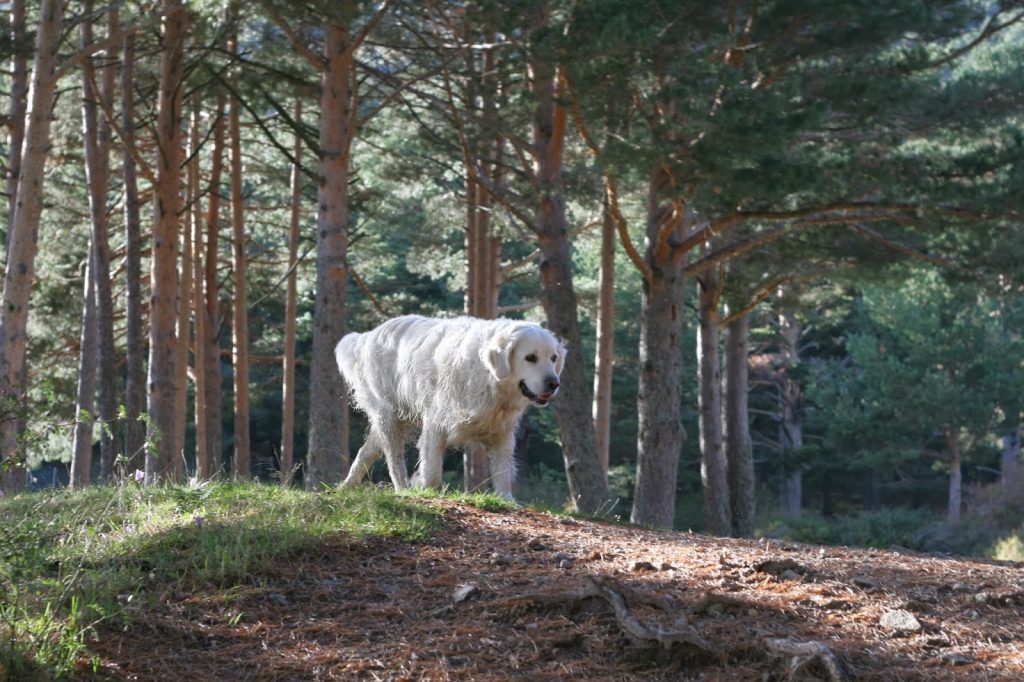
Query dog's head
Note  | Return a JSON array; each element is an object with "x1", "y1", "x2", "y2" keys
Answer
[{"x1": 482, "y1": 324, "x2": 566, "y2": 406}]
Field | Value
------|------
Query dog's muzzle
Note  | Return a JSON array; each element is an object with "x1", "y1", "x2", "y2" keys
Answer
[{"x1": 519, "y1": 377, "x2": 560, "y2": 406}]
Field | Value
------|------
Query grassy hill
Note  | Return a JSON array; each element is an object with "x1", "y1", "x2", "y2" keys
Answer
[{"x1": 2, "y1": 482, "x2": 1022, "y2": 680}]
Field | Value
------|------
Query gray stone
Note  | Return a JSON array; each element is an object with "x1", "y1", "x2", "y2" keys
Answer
[{"x1": 879, "y1": 609, "x2": 922, "y2": 633}]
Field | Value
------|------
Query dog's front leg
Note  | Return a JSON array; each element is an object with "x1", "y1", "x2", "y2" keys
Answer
[
  {"x1": 487, "y1": 435, "x2": 517, "y2": 501},
  {"x1": 413, "y1": 427, "x2": 445, "y2": 489},
  {"x1": 381, "y1": 430, "x2": 410, "y2": 491}
]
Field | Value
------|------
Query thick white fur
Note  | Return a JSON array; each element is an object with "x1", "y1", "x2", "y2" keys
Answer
[{"x1": 336, "y1": 315, "x2": 566, "y2": 499}]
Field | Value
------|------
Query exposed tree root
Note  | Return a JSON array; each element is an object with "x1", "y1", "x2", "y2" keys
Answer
[
  {"x1": 521, "y1": 575, "x2": 710, "y2": 651},
  {"x1": 765, "y1": 637, "x2": 849, "y2": 681}
]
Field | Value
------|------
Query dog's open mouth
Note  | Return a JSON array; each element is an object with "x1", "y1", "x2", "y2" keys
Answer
[{"x1": 519, "y1": 381, "x2": 555, "y2": 406}]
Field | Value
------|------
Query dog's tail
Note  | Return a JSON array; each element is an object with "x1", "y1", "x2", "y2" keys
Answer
[{"x1": 334, "y1": 332, "x2": 362, "y2": 383}]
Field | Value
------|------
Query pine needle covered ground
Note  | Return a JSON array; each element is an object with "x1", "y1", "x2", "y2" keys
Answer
[{"x1": 2, "y1": 483, "x2": 1023, "y2": 680}]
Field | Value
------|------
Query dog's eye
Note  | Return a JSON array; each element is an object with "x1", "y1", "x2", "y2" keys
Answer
[
  {"x1": 525, "y1": 353, "x2": 537, "y2": 363},
  {"x1": 551, "y1": 354, "x2": 557, "y2": 362}
]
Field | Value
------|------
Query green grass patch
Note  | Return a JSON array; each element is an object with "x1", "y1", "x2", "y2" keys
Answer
[
  {"x1": 403, "y1": 485, "x2": 519, "y2": 513},
  {"x1": 0, "y1": 481, "x2": 441, "y2": 678}
]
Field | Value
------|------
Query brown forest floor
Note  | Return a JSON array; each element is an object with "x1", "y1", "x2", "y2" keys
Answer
[{"x1": 87, "y1": 498, "x2": 1024, "y2": 681}]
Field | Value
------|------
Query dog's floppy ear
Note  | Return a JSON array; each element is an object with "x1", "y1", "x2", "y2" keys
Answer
[
  {"x1": 555, "y1": 339, "x2": 567, "y2": 375},
  {"x1": 482, "y1": 333, "x2": 513, "y2": 380}
]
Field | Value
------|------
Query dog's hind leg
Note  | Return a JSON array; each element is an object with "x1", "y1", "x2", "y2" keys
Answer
[
  {"x1": 412, "y1": 427, "x2": 445, "y2": 489},
  {"x1": 340, "y1": 431, "x2": 383, "y2": 488}
]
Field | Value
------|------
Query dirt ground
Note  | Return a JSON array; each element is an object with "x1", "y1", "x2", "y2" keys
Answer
[{"x1": 87, "y1": 498, "x2": 1024, "y2": 681}]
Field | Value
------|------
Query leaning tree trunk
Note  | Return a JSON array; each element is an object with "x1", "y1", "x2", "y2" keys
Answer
[
  {"x1": 189, "y1": 96, "x2": 208, "y2": 481},
  {"x1": 946, "y1": 427, "x2": 962, "y2": 522},
  {"x1": 531, "y1": 60, "x2": 610, "y2": 514},
  {"x1": 90, "y1": 5, "x2": 119, "y2": 481},
  {"x1": 145, "y1": 0, "x2": 187, "y2": 483},
  {"x1": 228, "y1": 57, "x2": 251, "y2": 480},
  {"x1": 724, "y1": 312, "x2": 755, "y2": 537},
  {"x1": 630, "y1": 168, "x2": 688, "y2": 529},
  {"x1": 5, "y1": 0, "x2": 27, "y2": 241},
  {"x1": 778, "y1": 308, "x2": 803, "y2": 519},
  {"x1": 592, "y1": 195, "x2": 615, "y2": 481},
  {"x1": 70, "y1": 250, "x2": 98, "y2": 489},
  {"x1": 697, "y1": 266, "x2": 731, "y2": 536},
  {"x1": 121, "y1": 29, "x2": 146, "y2": 472},
  {"x1": 306, "y1": 19, "x2": 353, "y2": 489},
  {"x1": 280, "y1": 98, "x2": 303, "y2": 487},
  {"x1": 0, "y1": 0, "x2": 64, "y2": 493},
  {"x1": 1002, "y1": 425, "x2": 1021, "y2": 487}
]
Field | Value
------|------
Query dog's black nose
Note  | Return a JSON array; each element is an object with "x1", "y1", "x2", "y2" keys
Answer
[{"x1": 545, "y1": 377, "x2": 560, "y2": 393}]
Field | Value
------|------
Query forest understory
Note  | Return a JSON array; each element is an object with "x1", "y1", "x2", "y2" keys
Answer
[{"x1": 88, "y1": 497, "x2": 1024, "y2": 681}]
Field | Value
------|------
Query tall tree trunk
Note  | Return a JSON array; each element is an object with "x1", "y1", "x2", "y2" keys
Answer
[
  {"x1": 228, "y1": 52, "x2": 251, "y2": 480},
  {"x1": 306, "y1": 17, "x2": 352, "y2": 489},
  {"x1": 1002, "y1": 425, "x2": 1020, "y2": 487},
  {"x1": 145, "y1": 0, "x2": 187, "y2": 483},
  {"x1": 70, "y1": 251, "x2": 98, "y2": 489},
  {"x1": 201, "y1": 94, "x2": 226, "y2": 476},
  {"x1": 0, "y1": 0, "x2": 64, "y2": 493},
  {"x1": 88, "y1": 4, "x2": 120, "y2": 481},
  {"x1": 190, "y1": 96, "x2": 208, "y2": 481},
  {"x1": 5, "y1": 0, "x2": 27, "y2": 243},
  {"x1": 531, "y1": 57, "x2": 609, "y2": 514},
  {"x1": 121, "y1": 30, "x2": 146, "y2": 472},
  {"x1": 173, "y1": 178, "x2": 193, "y2": 481},
  {"x1": 725, "y1": 312, "x2": 755, "y2": 537},
  {"x1": 631, "y1": 168, "x2": 687, "y2": 529},
  {"x1": 461, "y1": 163, "x2": 489, "y2": 492},
  {"x1": 592, "y1": 196, "x2": 615, "y2": 482},
  {"x1": 697, "y1": 266, "x2": 731, "y2": 536},
  {"x1": 946, "y1": 427, "x2": 962, "y2": 522},
  {"x1": 778, "y1": 308, "x2": 803, "y2": 519},
  {"x1": 71, "y1": 0, "x2": 112, "y2": 489},
  {"x1": 280, "y1": 98, "x2": 303, "y2": 487}
]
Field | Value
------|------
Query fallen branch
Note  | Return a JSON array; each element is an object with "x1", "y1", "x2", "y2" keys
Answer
[{"x1": 766, "y1": 638, "x2": 849, "y2": 681}]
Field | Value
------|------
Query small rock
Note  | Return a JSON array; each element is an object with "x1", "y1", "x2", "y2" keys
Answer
[
  {"x1": 452, "y1": 584, "x2": 480, "y2": 604},
  {"x1": 755, "y1": 558, "x2": 807, "y2": 576},
  {"x1": 963, "y1": 608, "x2": 980, "y2": 619},
  {"x1": 553, "y1": 552, "x2": 574, "y2": 562},
  {"x1": 489, "y1": 552, "x2": 512, "y2": 566},
  {"x1": 852, "y1": 576, "x2": 880, "y2": 591},
  {"x1": 940, "y1": 652, "x2": 974, "y2": 666},
  {"x1": 951, "y1": 582, "x2": 974, "y2": 593},
  {"x1": 880, "y1": 609, "x2": 921, "y2": 633},
  {"x1": 901, "y1": 599, "x2": 932, "y2": 613},
  {"x1": 633, "y1": 560, "x2": 658, "y2": 572},
  {"x1": 526, "y1": 537, "x2": 549, "y2": 551},
  {"x1": 558, "y1": 559, "x2": 573, "y2": 570},
  {"x1": 267, "y1": 592, "x2": 289, "y2": 606},
  {"x1": 781, "y1": 569, "x2": 803, "y2": 581}
]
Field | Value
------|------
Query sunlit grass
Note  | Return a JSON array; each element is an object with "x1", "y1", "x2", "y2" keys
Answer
[{"x1": 0, "y1": 481, "x2": 442, "y2": 678}]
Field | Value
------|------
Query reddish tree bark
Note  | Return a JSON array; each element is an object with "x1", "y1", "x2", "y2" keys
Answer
[
  {"x1": 145, "y1": 1, "x2": 188, "y2": 483},
  {"x1": 0, "y1": 0, "x2": 65, "y2": 493}
]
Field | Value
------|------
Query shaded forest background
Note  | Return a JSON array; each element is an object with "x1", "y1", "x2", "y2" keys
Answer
[{"x1": 1, "y1": 0, "x2": 1023, "y2": 558}]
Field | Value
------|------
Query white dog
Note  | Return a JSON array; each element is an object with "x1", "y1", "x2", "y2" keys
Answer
[{"x1": 336, "y1": 315, "x2": 565, "y2": 499}]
